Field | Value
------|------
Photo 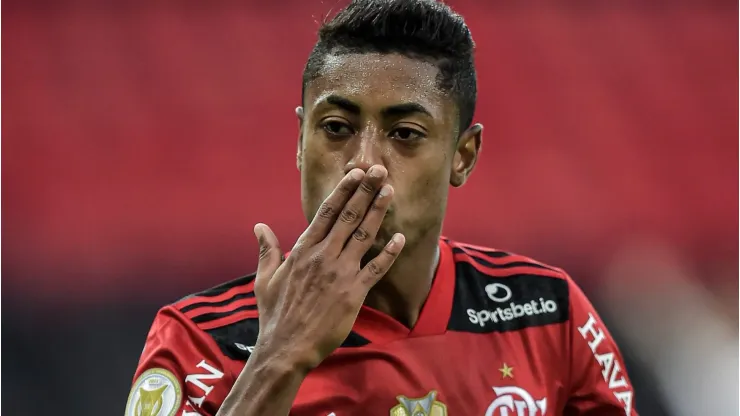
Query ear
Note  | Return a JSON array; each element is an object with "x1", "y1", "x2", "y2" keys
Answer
[
  {"x1": 449, "y1": 123, "x2": 483, "y2": 187},
  {"x1": 296, "y1": 106, "x2": 304, "y2": 171}
]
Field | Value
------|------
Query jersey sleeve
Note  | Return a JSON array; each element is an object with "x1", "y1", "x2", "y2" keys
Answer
[
  {"x1": 124, "y1": 306, "x2": 233, "y2": 416},
  {"x1": 564, "y1": 274, "x2": 638, "y2": 416}
]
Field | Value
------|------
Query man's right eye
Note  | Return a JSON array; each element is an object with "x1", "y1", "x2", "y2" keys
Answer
[{"x1": 322, "y1": 121, "x2": 354, "y2": 137}]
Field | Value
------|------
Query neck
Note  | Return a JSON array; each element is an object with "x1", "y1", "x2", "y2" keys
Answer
[{"x1": 363, "y1": 234, "x2": 441, "y2": 329}]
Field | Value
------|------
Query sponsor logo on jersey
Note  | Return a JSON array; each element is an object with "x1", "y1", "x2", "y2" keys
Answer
[
  {"x1": 578, "y1": 313, "x2": 634, "y2": 415},
  {"x1": 468, "y1": 282, "x2": 560, "y2": 328},
  {"x1": 485, "y1": 283, "x2": 513, "y2": 302},
  {"x1": 484, "y1": 385, "x2": 547, "y2": 416},
  {"x1": 390, "y1": 390, "x2": 447, "y2": 416},
  {"x1": 125, "y1": 368, "x2": 181, "y2": 416},
  {"x1": 449, "y1": 272, "x2": 569, "y2": 334}
]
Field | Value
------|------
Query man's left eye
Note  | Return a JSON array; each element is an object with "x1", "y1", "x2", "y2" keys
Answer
[{"x1": 390, "y1": 128, "x2": 424, "y2": 141}]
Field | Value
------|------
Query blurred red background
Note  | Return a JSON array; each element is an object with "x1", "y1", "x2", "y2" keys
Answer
[
  {"x1": 2, "y1": 0, "x2": 738, "y2": 308},
  {"x1": 2, "y1": 1, "x2": 736, "y2": 415},
  {"x1": 4, "y1": 1, "x2": 735, "y2": 307}
]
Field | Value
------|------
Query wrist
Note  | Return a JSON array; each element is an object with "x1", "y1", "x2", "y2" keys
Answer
[{"x1": 250, "y1": 338, "x2": 318, "y2": 377}]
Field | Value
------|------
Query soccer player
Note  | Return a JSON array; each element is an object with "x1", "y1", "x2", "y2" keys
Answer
[{"x1": 125, "y1": 1, "x2": 638, "y2": 415}]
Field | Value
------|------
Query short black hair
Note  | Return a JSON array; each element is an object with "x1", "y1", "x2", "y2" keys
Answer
[{"x1": 302, "y1": 0, "x2": 477, "y2": 132}]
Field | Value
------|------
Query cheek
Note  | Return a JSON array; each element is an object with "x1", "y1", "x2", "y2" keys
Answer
[
  {"x1": 395, "y1": 164, "x2": 449, "y2": 216},
  {"x1": 300, "y1": 147, "x2": 345, "y2": 215}
]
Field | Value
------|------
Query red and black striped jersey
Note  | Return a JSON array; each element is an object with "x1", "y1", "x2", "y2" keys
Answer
[{"x1": 125, "y1": 237, "x2": 637, "y2": 416}]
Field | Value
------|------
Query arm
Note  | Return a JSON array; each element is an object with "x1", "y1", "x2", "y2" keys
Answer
[
  {"x1": 125, "y1": 307, "x2": 231, "y2": 416},
  {"x1": 216, "y1": 343, "x2": 307, "y2": 416},
  {"x1": 218, "y1": 166, "x2": 402, "y2": 415},
  {"x1": 126, "y1": 305, "x2": 312, "y2": 416},
  {"x1": 564, "y1": 274, "x2": 638, "y2": 416},
  {"x1": 129, "y1": 166, "x2": 399, "y2": 416}
]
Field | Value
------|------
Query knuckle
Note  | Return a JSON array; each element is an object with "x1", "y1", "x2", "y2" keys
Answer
[
  {"x1": 339, "y1": 207, "x2": 360, "y2": 223},
  {"x1": 316, "y1": 203, "x2": 335, "y2": 220},
  {"x1": 358, "y1": 181, "x2": 376, "y2": 195},
  {"x1": 258, "y1": 244, "x2": 272, "y2": 260},
  {"x1": 309, "y1": 251, "x2": 326, "y2": 268},
  {"x1": 352, "y1": 227, "x2": 371, "y2": 242},
  {"x1": 366, "y1": 260, "x2": 384, "y2": 277}
]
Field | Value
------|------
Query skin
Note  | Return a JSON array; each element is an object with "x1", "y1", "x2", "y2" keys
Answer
[
  {"x1": 297, "y1": 52, "x2": 483, "y2": 327},
  {"x1": 217, "y1": 52, "x2": 482, "y2": 416}
]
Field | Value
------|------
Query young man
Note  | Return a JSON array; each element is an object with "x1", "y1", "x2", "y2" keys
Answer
[{"x1": 125, "y1": 1, "x2": 637, "y2": 415}]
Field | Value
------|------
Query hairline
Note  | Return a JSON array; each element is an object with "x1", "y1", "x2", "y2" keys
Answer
[{"x1": 302, "y1": 49, "x2": 464, "y2": 132}]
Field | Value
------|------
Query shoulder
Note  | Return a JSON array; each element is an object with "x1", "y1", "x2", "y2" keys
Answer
[
  {"x1": 155, "y1": 273, "x2": 261, "y2": 361},
  {"x1": 443, "y1": 237, "x2": 574, "y2": 334},
  {"x1": 130, "y1": 278, "x2": 256, "y2": 416},
  {"x1": 172, "y1": 273, "x2": 259, "y2": 330},
  {"x1": 445, "y1": 238, "x2": 568, "y2": 279}
]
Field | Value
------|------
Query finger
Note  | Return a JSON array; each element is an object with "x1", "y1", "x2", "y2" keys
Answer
[
  {"x1": 355, "y1": 233, "x2": 405, "y2": 289},
  {"x1": 253, "y1": 223, "x2": 282, "y2": 295},
  {"x1": 325, "y1": 165, "x2": 387, "y2": 251},
  {"x1": 295, "y1": 169, "x2": 365, "y2": 248},
  {"x1": 341, "y1": 184, "x2": 393, "y2": 260}
]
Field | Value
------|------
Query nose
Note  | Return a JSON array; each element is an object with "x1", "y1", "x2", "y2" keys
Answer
[{"x1": 343, "y1": 131, "x2": 384, "y2": 174}]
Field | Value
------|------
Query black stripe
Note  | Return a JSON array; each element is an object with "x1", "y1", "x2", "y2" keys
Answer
[
  {"x1": 452, "y1": 248, "x2": 554, "y2": 270},
  {"x1": 191, "y1": 304, "x2": 259, "y2": 324},
  {"x1": 175, "y1": 273, "x2": 256, "y2": 305},
  {"x1": 453, "y1": 245, "x2": 510, "y2": 258},
  {"x1": 180, "y1": 292, "x2": 255, "y2": 314}
]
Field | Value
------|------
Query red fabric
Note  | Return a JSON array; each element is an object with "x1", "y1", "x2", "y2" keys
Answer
[
  {"x1": 565, "y1": 275, "x2": 637, "y2": 415},
  {"x1": 130, "y1": 306, "x2": 234, "y2": 416},
  {"x1": 129, "y1": 238, "x2": 637, "y2": 414}
]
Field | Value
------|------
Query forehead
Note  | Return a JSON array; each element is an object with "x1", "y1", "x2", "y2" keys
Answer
[{"x1": 304, "y1": 53, "x2": 454, "y2": 119}]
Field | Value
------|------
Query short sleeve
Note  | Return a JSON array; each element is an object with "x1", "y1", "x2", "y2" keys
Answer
[
  {"x1": 564, "y1": 274, "x2": 638, "y2": 416},
  {"x1": 124, "y1": 306, "x2": 233, "y2": 416}
]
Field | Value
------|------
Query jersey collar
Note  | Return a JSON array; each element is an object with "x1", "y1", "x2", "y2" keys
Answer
[{"x1": 352, "y1": 238, "x2": 456, "y2": 344}]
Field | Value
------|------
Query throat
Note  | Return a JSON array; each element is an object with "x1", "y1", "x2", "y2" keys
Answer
[{"x1": 362, "y1": 243, "x2": 440, "y2": 329}]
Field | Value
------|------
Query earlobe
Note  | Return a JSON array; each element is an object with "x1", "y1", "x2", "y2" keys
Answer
[{"x1": 450, "y1": 123, "x2": 483, "y2": 188}]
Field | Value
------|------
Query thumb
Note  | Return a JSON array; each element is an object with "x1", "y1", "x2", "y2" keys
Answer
[{"x1": 254, "y1": 223, "x2": 283, "y2": 279}]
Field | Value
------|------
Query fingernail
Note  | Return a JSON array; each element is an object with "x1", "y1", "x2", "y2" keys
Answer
[
  {"x1": 392, "y1": 233, "x2": 405, "y2": 244},
  {"x1": 368, "y1": 166, "x2": 380, "y2": 178},
  {"x1": 379, "y1": 184, "x2": 392, "y2": 197},
  {"x1": 350, "y1": 169, "x2": 364, "y2": 180},
  {"x1": 253, "y1": 223, "x2": 264, "y2": 239}
]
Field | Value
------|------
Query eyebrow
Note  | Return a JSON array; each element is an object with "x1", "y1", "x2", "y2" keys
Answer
[
  {"x1": 326, "y1": 95, "x2": 361, "y2": 114},
  {"x1": 323, "y1": 94, "x2": 433, "y2": 118}
]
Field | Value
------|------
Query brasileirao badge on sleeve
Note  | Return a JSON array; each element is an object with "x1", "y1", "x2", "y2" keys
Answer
[{"x1": 125, "y1": 368, "x2": 182, "y2": 416}]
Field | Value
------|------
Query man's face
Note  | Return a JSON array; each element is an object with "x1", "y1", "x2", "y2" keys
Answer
[{"x1": 298, "y1": 53, "x2": 480, "y2": 255}]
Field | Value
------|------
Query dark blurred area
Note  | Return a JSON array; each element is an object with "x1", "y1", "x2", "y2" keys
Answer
[{"x1": 2, "y1": 1, "x2": 737, "y2": 415}]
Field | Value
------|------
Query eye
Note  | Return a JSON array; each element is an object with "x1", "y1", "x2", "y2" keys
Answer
[
  {"x1": 390, "y1": 127, "x2": 425, "y2": 142},
  {"x1": 322, "y1": 120, "x2": 354, "y2": 137}
]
